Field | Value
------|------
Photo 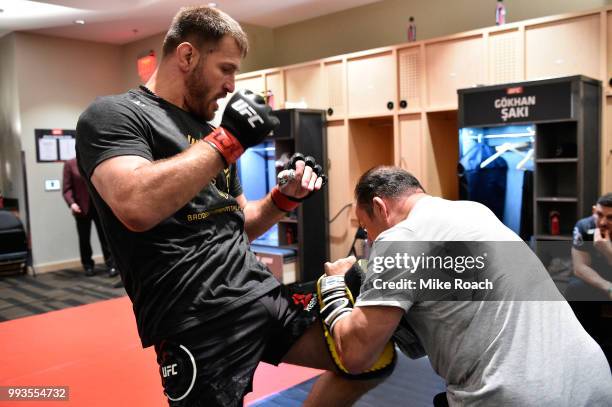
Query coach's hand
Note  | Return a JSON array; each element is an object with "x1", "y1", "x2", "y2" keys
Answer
[
  {"x1": 205, "y1": 89, "x2": 279, "y2": 164},
  {"x1": 318, "y1": 257, "x2": 397, "y2": 377},
  {"x1": 324, "y1": 255, "x2": 357, "y2": 277}
]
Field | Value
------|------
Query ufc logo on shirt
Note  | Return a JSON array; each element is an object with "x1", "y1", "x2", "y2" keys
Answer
[{"x1": 231, "y1": 99, "x2": 265, "y2": 128}]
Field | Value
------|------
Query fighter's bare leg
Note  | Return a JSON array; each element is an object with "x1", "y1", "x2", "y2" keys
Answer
[{"x1": 282, "y1": 321, "x2": 387, "y2": 407}]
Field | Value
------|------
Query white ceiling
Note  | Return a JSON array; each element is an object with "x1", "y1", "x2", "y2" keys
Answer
[{"x1": 0, "y1": 0, "x2": 382, "y2": 45}]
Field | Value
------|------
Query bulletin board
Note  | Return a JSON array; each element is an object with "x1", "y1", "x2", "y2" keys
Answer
[{"x1": 34, "y1": 129, "x2": 76, "y2": 163}]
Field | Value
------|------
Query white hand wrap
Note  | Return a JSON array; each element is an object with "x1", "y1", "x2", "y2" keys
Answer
[{"x1": 319, "y1": 275, "x2": 353, "y2": 334}]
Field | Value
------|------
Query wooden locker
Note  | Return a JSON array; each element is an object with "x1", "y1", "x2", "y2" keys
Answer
[
  {"x1": 398, "y1": 47, "x2": 422, "y2": 110},
  {"x1": 324, "y1": 60, "x2": 346, "y2": 120},
  {"x1": 488, "y1": 29, "x2": 522, "y2": 85},
  {"x1": 265, "y1": 71, "x2": 283, "y2": 110},
  {"x1": 284, "y1": 63, "x2": 324, "y2": 109},
  {"x1": 426, "y1": 36, "x2": 484, "y2": 109},
  {"x1": 398, "y1": 114, "x2": 423, "y2": 180},
  {"x1": 347, "y1": 51, "x2": 396, "y2": 117},
  {"x1": 525, "y1": 15, "x2": 600, "y2": 80},
  {"x1": 326, "y1": 121, "x2": 354, "y2": 261}
]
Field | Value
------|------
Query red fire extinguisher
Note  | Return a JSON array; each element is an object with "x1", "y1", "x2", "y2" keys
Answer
[{"x1": 550, "y1": 211, "x2": 560, "y2": 235}]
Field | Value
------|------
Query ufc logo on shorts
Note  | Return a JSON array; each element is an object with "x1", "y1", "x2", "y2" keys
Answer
[
  {"x1": 162, "y1": 363, "x2": 178, "y2": 378},
  {"x1": 231, "y1": 99, "x2": 265, "y2": 128}
]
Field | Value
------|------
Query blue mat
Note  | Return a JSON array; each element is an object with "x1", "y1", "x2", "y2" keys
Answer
[{"x1": 250, "y1": 352, "x2": 446, "y2": 407}]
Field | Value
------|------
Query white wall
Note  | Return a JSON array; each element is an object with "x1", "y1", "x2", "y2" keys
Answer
[
  {"x1": 14, "y1": 33, "x2": 123, "y2": 268},
  {"x1": 0, "y1": 34, "x2": 25, "y2": 219}
]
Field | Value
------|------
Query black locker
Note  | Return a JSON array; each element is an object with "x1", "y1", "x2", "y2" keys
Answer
[{"x1": 272, "y1": 109, "x2": 329, "y2": 282}]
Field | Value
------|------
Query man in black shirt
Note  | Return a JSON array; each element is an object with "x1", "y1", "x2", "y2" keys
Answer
[
  {"x1": 76, "y1": 6, "x2": 382, "y2": 406},
  {"x1": 567, "y1": 192, "x2": 612, "y2": 364},
  {"x1": 569, "y1": 192, "x2": 612, "y2": 300}
]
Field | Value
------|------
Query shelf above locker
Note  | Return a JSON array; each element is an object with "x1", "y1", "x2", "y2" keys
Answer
[
  {"x1": 534, "y1": 234, "x2": 573, "y2": 241},
  {"x1": 279, "y1": 217, "x2": 298, "y2": 224},
  {"x1": 535, "y1": 158, "x2": 578, "y2": 164},
  {"x1": 535, "y1": 197, "x2": 577, "y2": 202}
]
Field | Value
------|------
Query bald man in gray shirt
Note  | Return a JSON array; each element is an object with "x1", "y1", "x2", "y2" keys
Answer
[{"x1": 321, "y1": 167, "x2": 611, "y2": 406}]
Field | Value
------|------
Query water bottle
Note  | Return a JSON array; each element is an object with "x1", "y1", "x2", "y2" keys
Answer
[
  {"x1": 407, "y1": 16, "x2": 416, "y2": 42},
  {"x1": 266, "y1": 90, "x2": 275, "y2": 109},
  {"x1": 495, "y1": 0, "x2": 506, "y2": 25}
]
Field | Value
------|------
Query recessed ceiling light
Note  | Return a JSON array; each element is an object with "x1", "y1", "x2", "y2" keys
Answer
[
  {"x1": 74, "y1": 19, "x2": 85, "y2": 25},
  {"x1": 208, "y1": 3, "x2": 217, "y2": 7},
  {"x1": 0, "y1": 1, "x2": 81, "y2": 19}
]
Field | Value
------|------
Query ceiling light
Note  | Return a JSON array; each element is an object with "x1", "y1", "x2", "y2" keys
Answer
[
  {"x1": 208, "y1": 3, "x2": 217, "y2": 7},
  {"x1": 0, "y1": 0, "x2": 81, "y2": 18},
  {"x1": 74, "y1": 19, "x2": 85, "y2": 25}
]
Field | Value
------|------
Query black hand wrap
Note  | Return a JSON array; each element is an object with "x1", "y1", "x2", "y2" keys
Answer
[{"x1": 283, "y1": 153, "x2": 328, "y2": 202}]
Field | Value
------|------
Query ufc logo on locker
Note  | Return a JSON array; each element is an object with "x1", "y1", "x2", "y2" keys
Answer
[{"x1": 231, "y1": 99, "x2": 264, "y2": 128}]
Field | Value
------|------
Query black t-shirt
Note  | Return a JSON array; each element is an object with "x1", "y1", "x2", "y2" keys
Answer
[
  {"x1": 572, "y1": 216, "x2": 612, "y2": 281},
  {"x1": 76, "y1": 86, "x2": 279, "y2": 347}
]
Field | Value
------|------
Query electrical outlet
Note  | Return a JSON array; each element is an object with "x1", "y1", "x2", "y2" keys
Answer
[{"x1": 45, "y1": 180, "x2": 60, "y2": 191}]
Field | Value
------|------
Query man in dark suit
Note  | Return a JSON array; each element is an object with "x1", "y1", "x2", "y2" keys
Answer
[{"x1": 62, "y1": 158, "x2": 117, "y2": 277}]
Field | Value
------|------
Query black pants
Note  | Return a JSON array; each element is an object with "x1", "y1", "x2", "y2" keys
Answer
[
  {"x1": 565, "y1": 279, "x2": 612, "y2": 365},
  {"x1": 74, "y1": 208, "x2": 113, "y2": 269},
  {"x1": 155, "y1": 286, "x2": 318, "y2": 407},
  {"x1": 433, "y1": 392, "x2": 449, "y2": 407}
]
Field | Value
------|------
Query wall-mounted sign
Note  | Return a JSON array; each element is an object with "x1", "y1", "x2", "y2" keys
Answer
[
  {"x1": 35, "y1": 129, "x2": 76, "y2": 163},
  {"x1": 458, "y1": 79, "x2": 573, "y2": 127}
]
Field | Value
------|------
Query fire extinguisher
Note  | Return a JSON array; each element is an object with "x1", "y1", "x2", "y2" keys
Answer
[{"x1": 550, "y1": 211, "x2": 560, "y2": 235}]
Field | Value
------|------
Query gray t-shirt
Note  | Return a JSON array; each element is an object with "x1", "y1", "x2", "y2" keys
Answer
[{"x1": 356, "y1": 196, "x2": 612, "y2": 406}]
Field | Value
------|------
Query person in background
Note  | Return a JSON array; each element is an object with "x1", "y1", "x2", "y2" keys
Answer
[
  {"x1": 62, "y1": 157, "x2": 117, "y2": 277},
  {"x1": 567, "y1": 192, "x2": 612, "y2": 363}
]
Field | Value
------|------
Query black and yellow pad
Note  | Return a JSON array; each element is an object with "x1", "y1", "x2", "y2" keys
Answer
[
  {"x1": 349, "y1": 261, "x2": 426, "y2": 359},
  {"x1": 317, "y1": 262, "x2": 396, "y2": 379}
]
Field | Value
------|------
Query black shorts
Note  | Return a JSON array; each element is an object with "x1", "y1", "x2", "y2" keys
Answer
[{"x1": 154, "y1": 285, "x2": 319, "y2": 407}]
